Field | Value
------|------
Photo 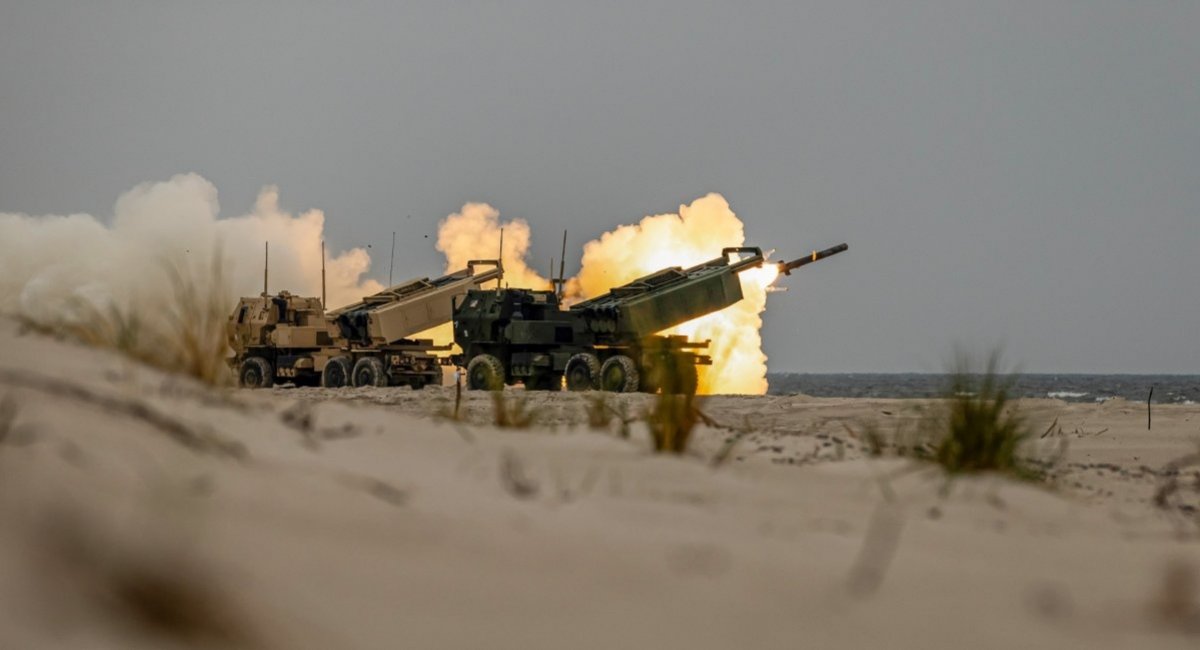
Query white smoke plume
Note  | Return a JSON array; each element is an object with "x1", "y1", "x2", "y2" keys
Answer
[
  {"x1": 0, "y1": 173, "x2": 383, "y2": 325},
  {"x1": 435, "y1": 202, "x2": 551, "y2": 290}
]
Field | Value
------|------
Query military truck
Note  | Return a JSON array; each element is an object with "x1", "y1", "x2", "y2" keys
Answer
[
  {"x1": 228, "y1": 260, "x2": 502, "y2": 389},
  {"x1": 452, "y1": 244, "x2": 847, "y2": 394}
]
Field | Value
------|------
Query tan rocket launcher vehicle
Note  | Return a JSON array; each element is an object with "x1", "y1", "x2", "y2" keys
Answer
[{"x1": 227, "y1": 259, "x2": 502, "y2": 389}]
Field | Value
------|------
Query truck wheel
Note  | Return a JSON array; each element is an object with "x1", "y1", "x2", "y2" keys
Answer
[
  {"x1": 239, "y1": 357, "x2": 274, "y2": 389},
  {"x1": 321, "y1": 356, "x2": 352, "y2": 388},
  {"x1": 565, "y1": 353, "x2": 601, "y2": 391},
  {"x1": 600, "y1": 355, "x2": 639, "y2": 393},
  {"x1": 352, "y1": 357, "x2": 389, "y2": 387},
  {"x1": 466, "y1": 354, "x2": 505, "y2": 391}
]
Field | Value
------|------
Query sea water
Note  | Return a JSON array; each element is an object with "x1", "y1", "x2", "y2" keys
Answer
[{"x1": 766, "y1": 373, "x2": 1200, "y2": 404}]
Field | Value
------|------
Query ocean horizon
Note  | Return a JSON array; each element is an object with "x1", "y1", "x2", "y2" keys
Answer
[{"x1": 765, "y1": 372, "x2": 1200, "y2": 403}]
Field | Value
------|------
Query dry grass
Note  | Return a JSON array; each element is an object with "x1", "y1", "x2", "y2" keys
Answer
[
  {"x1": 585, "y1": 393, "x2": 613, "y2": 430},
  {"x1": 162, "y1": 253, "x2": 232, "y2": 386},
  {"x1": 499, "y1": 449, "x2": 539, "y2": 498},
  {"x1": 644, "y1": 393, "x2": 712, "y2": 454},
  {"x1": 841, "y1": 420, "x2": 888, "y2": 458},
  {"x1": 0, "y1": 393, "x2": 17, "y2": 445},
  {"x1": 490, "y1": 392, "x2": 537, "y2": 429},
  {"x1": 709, "y1": 415, "x2": 759, "y2": 468},
  {"x1": 1151, "y1": 559, "x2": 1200, "y2": 634},
  {"x1": 846, "y1": 499, "x2": 905, "y2": 598},
  {"x1": 1153, "y1": 444, "x2": 1200, "y2": 534},
  {"x1": 29, "y1": 507, "x2": 261, "y2": 647},
  {"x1": 17, "y1": 248, "x2": 233, "y2": 387},
  {"x1": 915, "y1": 352, "x2": 1042, "y2": 481}
]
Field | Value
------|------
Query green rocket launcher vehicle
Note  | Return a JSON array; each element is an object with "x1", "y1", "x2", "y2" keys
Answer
[{"x1": 452, "y1": 243, "x2": 847, "y2": 394}]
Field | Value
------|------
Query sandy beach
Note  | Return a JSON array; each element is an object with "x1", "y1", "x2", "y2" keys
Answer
[{"x1": 1, "y1": 317, "x2": 1198, "y2": 649}]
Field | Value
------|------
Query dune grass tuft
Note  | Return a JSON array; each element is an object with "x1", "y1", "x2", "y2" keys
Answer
[
  {"x1": 1153, "y1": 445, "x2": 1200, "y2": 534},
  {"x1": 585, "y1": 393, "x2": 613, "y2": 430},
  {"x1": 161, "y1": 255, "x2": 232, "y2": 386},
  {"x1": 490, "y1": 392, "x2": 537, "y2": 429},
  {"x1": 645, "y1": 393, "x2": 711, "y2": 454},
  {"x1": 16, "y1": 249, "x2": 233, "y2": 387},
  {"x1": 918, "y1": 351, "x2": 1041, "y2": 481},
  {"x1": 0, "y1": 393, "x2": 18, "y2": 445}
]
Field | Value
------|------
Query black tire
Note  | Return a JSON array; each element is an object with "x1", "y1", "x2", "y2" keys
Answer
[
  {"x1": 600, "y1": 355, "x2": 639, "y2": 393},
  {"x1": 466, "y1": 354, "x2": 505, "y2": 391},
  {"x1": 321, "y1": 356, "x2": 352, "y2": 388},
  {"x1": 352, "y1": 356, "x2": 389, "y2": 387},
  {"x1": 526, "y1": 372, "x2": 562, "y2": 391},
  {"x1": 565, "y1": 353, "x2": 601, "y2": 391},
  {"x1": 239, "y1": 357, "x2": 274, "y2": 389}
]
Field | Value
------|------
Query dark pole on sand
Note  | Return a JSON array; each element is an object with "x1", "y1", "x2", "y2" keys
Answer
[{"x1": 1147, "y1": 386, "x2": 1154, "y2": 431}]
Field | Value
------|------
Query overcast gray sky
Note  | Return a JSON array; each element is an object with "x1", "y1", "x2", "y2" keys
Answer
[{"x1": 1, "y1": 1, "x2": 1196, "y2": 373}]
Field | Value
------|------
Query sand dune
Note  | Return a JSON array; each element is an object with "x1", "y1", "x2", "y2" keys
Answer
[{"x1": 0, "y1": 317, "x2": 1197, "y2": 649}]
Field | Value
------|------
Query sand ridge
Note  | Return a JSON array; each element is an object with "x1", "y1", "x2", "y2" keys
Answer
[{"x1": 0, "y1": 317, "x2": 1198, "y2": 649}]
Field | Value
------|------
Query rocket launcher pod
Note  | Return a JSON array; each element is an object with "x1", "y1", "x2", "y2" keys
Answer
[
  {"x1": 330, "y1": 259, "x2": 502, "y2": 346},
  {"x1": 570, "y1": 247, "x2": 768, "y2": 340}
]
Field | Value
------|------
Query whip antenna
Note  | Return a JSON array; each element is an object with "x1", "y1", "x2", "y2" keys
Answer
[
  {"x1": 554, "y1": 230, "x2": 567, "y2": 299},
  {"x1": 389, "y1": 230, "x2": 396, "y2": 287},
  {"x1": 497, "y1": 228, "x2": 505, "y2": 289},
  {"x1": 263, "y1": 241, "x2": 269, "y2": 296}
]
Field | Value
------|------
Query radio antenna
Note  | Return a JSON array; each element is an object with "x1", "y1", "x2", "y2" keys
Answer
[
  {"x1": 263, "y1": 241, "x2": 269, "y2": 296},
  {"x1": 553, "y1": 230, "x2": 567, "y2": 298},
  {"x1": 388, "y1": 230, "x2": 396, "y2": 287},
  {"x1": 320, "y1": 240, "x2": 327, "y2": 309},
  {"x1": 496, "y1": 228, "x2": 505, "y2": 289}
]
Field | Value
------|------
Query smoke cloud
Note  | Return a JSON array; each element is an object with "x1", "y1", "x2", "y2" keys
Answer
[
  {"x1": 0, "y1": 173, "x2": 382, "y2": 325},
  {"x1": 573, "y1": 193, "x2": 777, "y2": 394},
  {"x1": 435, "y1": 202, "x2": 551, "y2": 290}
]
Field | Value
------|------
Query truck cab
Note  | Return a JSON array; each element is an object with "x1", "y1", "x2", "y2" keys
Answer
[{"x1": 453, "y1": 288, "x2": 586, "y2": 391}]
